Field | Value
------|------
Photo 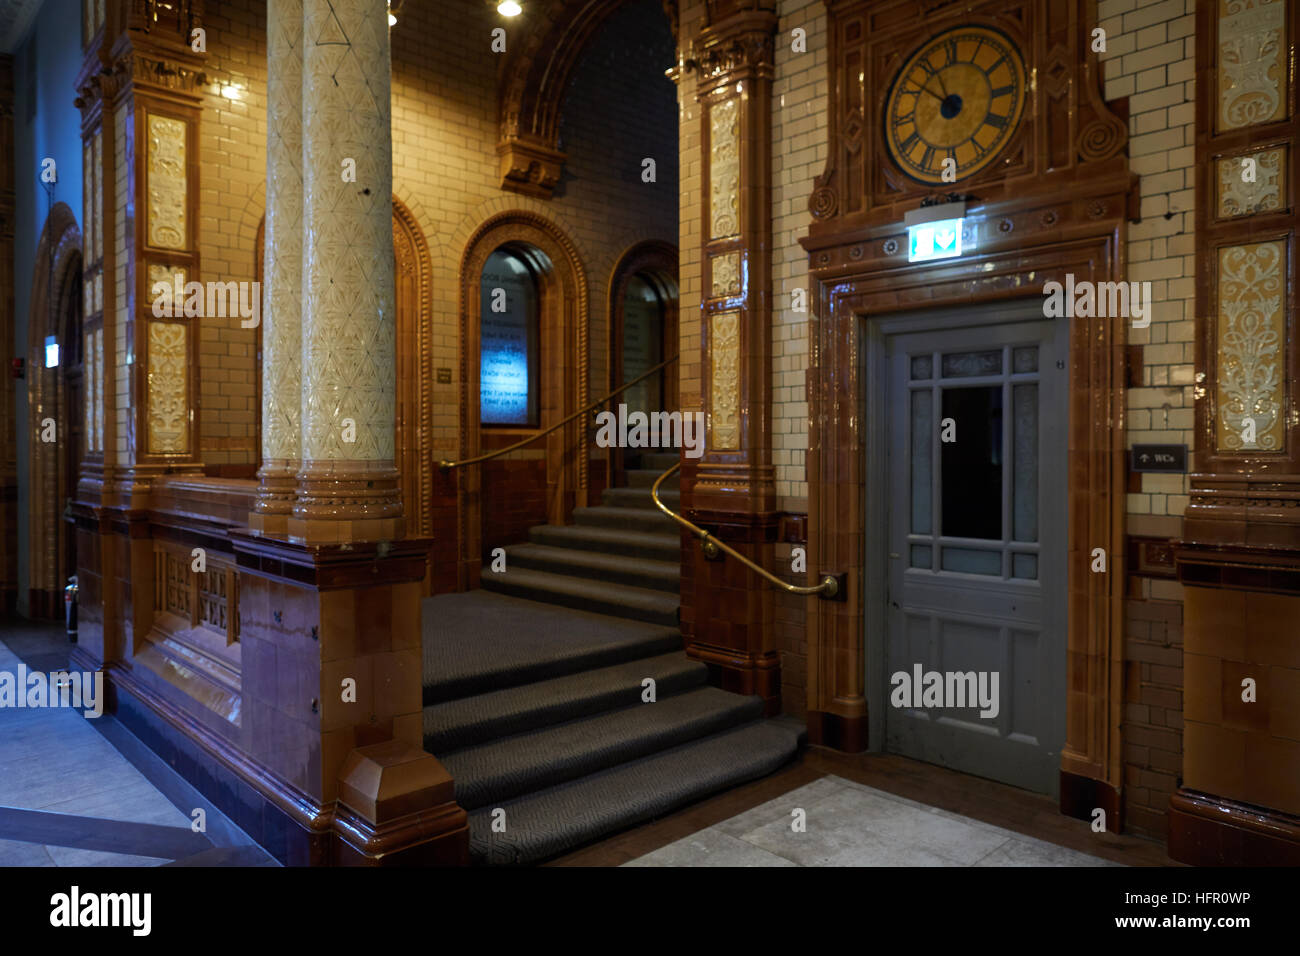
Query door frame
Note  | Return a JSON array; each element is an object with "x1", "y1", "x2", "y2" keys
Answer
[{"x1": 864, "y1": 299, "x2": 1069, "y2": 791}]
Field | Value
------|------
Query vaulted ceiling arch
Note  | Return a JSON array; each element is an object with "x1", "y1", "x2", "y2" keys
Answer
[{"x1": 496, "y1": 0, "x2": 678, "y2": 197}]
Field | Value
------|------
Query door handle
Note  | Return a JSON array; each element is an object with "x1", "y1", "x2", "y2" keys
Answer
[{"x1": 889, "y1": 552, "x2": 900, "y2": 559}]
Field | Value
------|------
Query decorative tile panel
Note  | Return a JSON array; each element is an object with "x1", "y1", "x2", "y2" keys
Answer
[
  {"x1": 1218, "y1": 0, "x2": 1287, "y2": 131},
  {"x1": 147, "y1": 263, "x2": 187, "y2": 316},
  {"x1": 146, "y1": 113, "x2": 188, "y2": 250},
  {"x1": 711, "y1": 252, "x2": 741, "y2": 298},
  {"x1": 148, "y1": 322, "x2": 189, "y2": 454},
  {"x1": 92, "y1": 131, "x2": 102, "y2": 260},
  {"x1": 709, "y1": 96, "x2": 740, "y2": 239},
  {"x1": 1216, "y1": 241, "x2": 1285, "y2": 451},
  {"x1": 710, "y1": 310, "x2": 740, "y2": 450},
  {"x1": 1217, "y1": 147, "x2": 1284, "y2": 217}
]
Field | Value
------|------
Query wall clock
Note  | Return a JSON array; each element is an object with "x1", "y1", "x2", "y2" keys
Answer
[{"x1": 884, "y1": 25, "x2": 1028, "y2": 185}]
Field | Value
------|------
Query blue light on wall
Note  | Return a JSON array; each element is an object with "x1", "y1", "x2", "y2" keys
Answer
[
  {"x1": 44, "y1": 335, "x2": 59, "y2": 368},
  {"x1": 908, "y1": 218, "x2": 963, "y2": 263}
]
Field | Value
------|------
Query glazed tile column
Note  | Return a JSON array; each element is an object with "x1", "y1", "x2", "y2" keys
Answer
[
  {"x1": 291, "y1": 0, "x2": 403, "y2": 544},
  {"x1": 679, "y1": 3, "x2": 782, "y2": 711},
  {"x1": 250, "y1": 0, "x2": 304, "y2": 534}
]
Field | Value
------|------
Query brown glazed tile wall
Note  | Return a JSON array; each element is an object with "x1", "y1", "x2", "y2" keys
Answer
[
  {"x1": 1122, "y1": 579, "x2": 1185, "y2": 840},
  {"x1": 1183, "y1": 585, "x2": 1300, "y2": 819}
]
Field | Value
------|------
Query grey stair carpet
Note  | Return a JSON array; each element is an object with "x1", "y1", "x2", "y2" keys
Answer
[
  {"x1": 444, "y1": 686, "x2": 763, "y2": 810},
  {"x1": 501, "y1": 542, "x2": 679, "y2": 593},
  {"x1": 421, "y1": 590, "x2": 680, "y2": 705},
  {"x1": 467, "y1": 720, "x2": 804, "y2": 866},
  {"x1": 481, "y1": 565, "x2": 679, "y2": 626},
  {"x1": 424, "y1": 652, "x2": 708, "y2": 753},
  {"x1": 420, "y1": 460, "x2": 801, "y2": 864}
]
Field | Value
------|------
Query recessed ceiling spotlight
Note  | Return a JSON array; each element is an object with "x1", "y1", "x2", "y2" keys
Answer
[{"x1": 498, "y1": 1, "x2": 523, "y2": 16}]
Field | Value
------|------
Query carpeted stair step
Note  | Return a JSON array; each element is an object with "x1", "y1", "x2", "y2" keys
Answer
[
  {"x1": 626, "y1": 468, "x2": 678, "y2": 489},
  {"x1": 503, "y1": 542, "x2": 679, "y2": 593},
  {"x1": 574, "y1": 504, "x2": 676, "y2": 534},
  {"x1": 481, "y1": 565, "x2": 679, "y2": 627},
  {"x1": 467, "y1": 718, "x2": 804, "y2": 864},
  {"x1": 602, "y1": 486, "x2": 678, "y2": 511},
  {"x1": 635, "y1": 452, "x2": 682, "y2": 471},
  {"x1": 528, "y1": 523, "x2": 680, "y2": 562},
  {"x1": 424, "y1": 652, "x2": 706, "y2": 753},
  {"x1": 421, "y1": 591, "x2": 680, "y2": 704},
  {"x1": 443, "y1": 686, "x2": 763, "y2": 811}
]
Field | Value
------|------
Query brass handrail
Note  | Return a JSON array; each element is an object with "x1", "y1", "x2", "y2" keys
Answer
[
  {"x1": 439, "y1": 354, "x2": 680, "y2": 471},
  {"x1": 651, "y1": 462, "x2": 840, "y2": 599}
]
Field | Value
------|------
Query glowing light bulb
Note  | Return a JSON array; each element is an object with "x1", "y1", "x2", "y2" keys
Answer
[{"x1": 498, "y1": 0, "x2": 522, "y2": 16}]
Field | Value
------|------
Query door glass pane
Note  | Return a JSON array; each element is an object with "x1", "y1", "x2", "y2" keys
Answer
[
  {"x1": 1013, "y1": 553, "x2": 1038, "y2": 579},
  {"x1": 622, "y1": 275, "x2": 663, "y2": 417},
  {"x1": 942, "y1": 547, "x2": 1001, "y2": 575},
  {"x1": 910, "y1": 544, "x2": 932, "y2": 568},
  {"x1": 910, "y1": 354, "x2": 933, "y2": 380},
  {"x1": 1013, "y1": 346, "x2": 1038, "y2": 373},
  {"x1": 942, "y1": 349, "x2": 1001, "y2": 378},
  {"x1": 941, "y1": 385, "x2": 1003, "y2": 539},
  {"x1": 1013, "y1": 384, "x2": 1038, "y2": 542},
  {"x1": 911, "y1": 389, "x2": 932, "y2": 535}
]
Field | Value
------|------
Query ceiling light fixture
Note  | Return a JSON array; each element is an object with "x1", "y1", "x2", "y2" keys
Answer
[
  {"x1": 387, "y1": 1, "x2": 397, "y2": 26},
  {"x1": 498, "y1": 1, "x2": 523, "y2": 16}
]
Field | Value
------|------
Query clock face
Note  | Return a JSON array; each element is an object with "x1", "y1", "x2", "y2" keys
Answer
[{"x1": 884, "y1": 26, "x2": 1028, "y2": 185}]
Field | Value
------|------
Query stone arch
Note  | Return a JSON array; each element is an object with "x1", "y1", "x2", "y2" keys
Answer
[
  {"x1": 26, "y1": 202, "x2": 83, "y2": 617},
  {"x1": 455, "y1": 209, "x2": 590, "y2": 590},
  {"x1": 497, "y1": 0, "x2": 679, "y2": 197}
]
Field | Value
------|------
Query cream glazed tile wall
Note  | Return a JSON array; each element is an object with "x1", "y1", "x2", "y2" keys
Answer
[
  {"x1": 1097, "y1": 0, "x2": 1197, "y2": 526},
  {"x1": 771, "y1": 0, "x2": 827, "y2": 511}
]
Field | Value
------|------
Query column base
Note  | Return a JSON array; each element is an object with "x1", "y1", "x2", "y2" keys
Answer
[
  {"x1": 1169, "y1": 788, "x2": 1300, "y2": 866},
  {"x1": 290, "y1": 459, "x2": 405, "y2": 545}
]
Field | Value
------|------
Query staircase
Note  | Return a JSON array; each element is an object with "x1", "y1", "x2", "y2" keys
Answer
[{"x1": 421, "y1": 452, "x2": 803, "y2": 864}]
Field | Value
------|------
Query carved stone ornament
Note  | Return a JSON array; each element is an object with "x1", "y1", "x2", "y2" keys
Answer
[{"x1": 498, "y1": 136, "x2": 568, "y2": 199}]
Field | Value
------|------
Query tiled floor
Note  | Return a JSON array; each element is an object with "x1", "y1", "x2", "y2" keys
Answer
[
  {"x1": 624, "y1": 775, "x2": 1121, "y2": 867},
  {"x1": 0, "y1": 624, "x2": 275, "y2": 867}
]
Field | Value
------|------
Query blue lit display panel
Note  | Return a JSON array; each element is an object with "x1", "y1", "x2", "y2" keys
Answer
[{"x1": 480, "y1": 249, "x2": 539, "y2": 426}]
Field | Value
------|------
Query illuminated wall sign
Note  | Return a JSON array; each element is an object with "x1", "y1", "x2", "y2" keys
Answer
[
  {"x1": 480, "y1": 250, "x2": 539, "y2": 426},
  {"x1": 903, "y1": 201, "x2": 968, "y2": 265},
  {"x1": 908, "y1": 218, "x2": 963, "y2": 263},
  {"x1": 44, "y1": 336, "x2": 59, "y2": 368}
]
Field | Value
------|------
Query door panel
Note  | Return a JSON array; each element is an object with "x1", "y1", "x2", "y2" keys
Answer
[{"x1": 883, "y1": 310, "x2": 1067, "y2": 794}]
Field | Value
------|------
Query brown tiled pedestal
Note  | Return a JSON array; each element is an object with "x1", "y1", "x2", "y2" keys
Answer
[
  {"x1": 231, "y1": 531, "x2": 468, "y2": 865},
  {"x1": 1170, "y1": 547, "x2": 1300, "y2": 865}
]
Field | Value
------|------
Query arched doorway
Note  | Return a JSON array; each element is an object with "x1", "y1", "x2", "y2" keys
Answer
[
  {"x1": 457, "y1": 212, "x2": 589, "y2": 590},
  {"x1": 26, "y1": 203, "x2": 84, "y2": 619},
  {"x1": 607, "y1": 240, "x2": 679, "y2": 488}
]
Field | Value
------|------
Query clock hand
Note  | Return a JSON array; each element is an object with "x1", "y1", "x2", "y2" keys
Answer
[{"x1": 908, "y1": 80, "x2": 946, "y2": 104}]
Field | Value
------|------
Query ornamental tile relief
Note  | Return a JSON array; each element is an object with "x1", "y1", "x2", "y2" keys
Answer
[
  {"x1": 95, "y1": 327, "x2": 103, "y2": 452},
  {"x1": 1216, "y1": 241, "x2": 1285, "y2": 452},
  {"x1": 148, "y1": 322, "x2": 189, "y2": 454},
  {"x1": 146, "y1": 114, "x2": 188, "y2": 250},
  {"x1": 1218, "y1": 0, "x2": 1287, "y2": 131},
  {"x1": 1217, "y1": 147, "x2": 1284, "y2": 217},
  {"x1": 301, "y1": 0, "x2": 395, "y2": 462},
  {"x1": 710, "y1": 310, "x2": 740, "y2": 450},
  {"x1": 147, "y1": 263, "x2": 187, "y2": 315},
  {"x1": 92, "y1": 132, "x2": 102, "y2": 261},
  {"x1": 711, "y1": 252, "x2": 741, "y2": 298},
  {"x1": 84, "y1": 330, "x2": 96, "y2": 453},
  {"x1": 82, "y1": 141, "x2": 93, "y2": 262},
  {"x1": 709, "y1": 97, "x2": 740, "y2": 240},
  {"x1": 263, "y1": 0, "x2": 305, "y2": 463}
]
